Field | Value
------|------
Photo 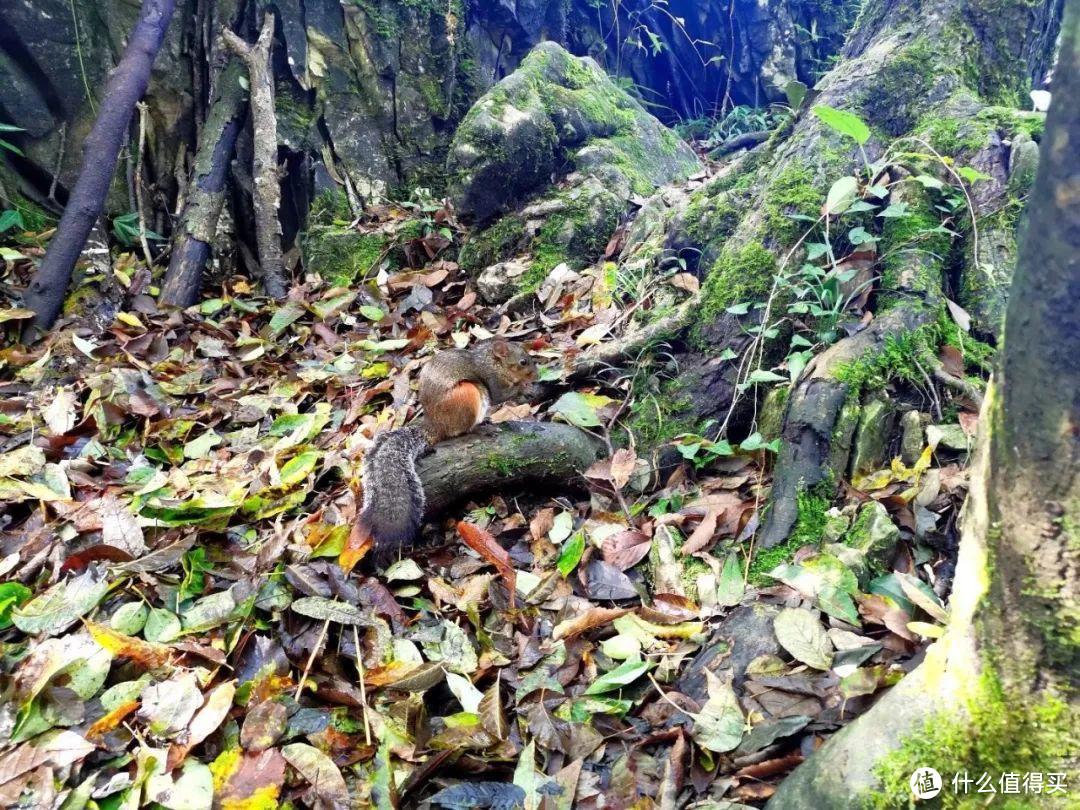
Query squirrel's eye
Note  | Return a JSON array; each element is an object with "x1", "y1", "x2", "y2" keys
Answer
[{"x1": 519, "y1": 359, "x2": 528, "y2": 366}]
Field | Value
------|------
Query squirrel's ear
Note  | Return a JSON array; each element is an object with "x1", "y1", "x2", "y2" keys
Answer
[{"x1": 491, "y1": 339, "x2": 509, "y2": 358}]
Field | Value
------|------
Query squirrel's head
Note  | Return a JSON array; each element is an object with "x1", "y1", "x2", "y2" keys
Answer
[{"x1": 489, "y1": 339, "x2": 539, "y2": 388}]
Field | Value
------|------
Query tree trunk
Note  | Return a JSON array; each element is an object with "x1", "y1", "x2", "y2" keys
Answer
[
  {"x1": 160, "y1": 52, "x2": 247, "y2": 308},
  {"x1": 223, "y1": 13, "x2": 288, "y2": 300},
  {"x1": 20, "y1": 0, "x2": 178, "y2": 340},
  {"x1": 767, "y1": 4, "x2": 1079, "y2": 805}
]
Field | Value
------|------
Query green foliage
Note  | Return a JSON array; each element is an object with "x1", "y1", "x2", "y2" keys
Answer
[
  {"x1": 699, "y1": 241, "x2": 777, "y2": 321},
  {"x1": 812, "y1": 105, "x2": 870, "y2": 145},
  {"x1": 0, "y1": 122, "x2": 25, "y2": 156},
  {"x1": 834, "y1": 327, "x2": 938, "y2": 394},
  {"x1": 112, "y1": 212, "x2": 163, "y2": 246}
]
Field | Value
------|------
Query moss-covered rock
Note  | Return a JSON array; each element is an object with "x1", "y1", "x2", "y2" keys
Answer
[
  {"x1": 302, "y1": 229, "x2": 394, "y2": 286},
  {"x1": 447, "y1": 41, "x2": 700, "y2": 224},
  {"x1": 844, "y1": 501, "x2": 900, "y2": 578}
]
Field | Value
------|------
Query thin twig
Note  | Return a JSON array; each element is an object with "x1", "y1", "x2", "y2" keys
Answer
[
  {"x1": 135, "y1": 102, "x2": 154, "y2": 269},
  {"x1": 294, "y1": 616, "x2": 331, "y2": 701},
  {"x1": 353, "y1": 625, "x2": 372, "y2": 746}
]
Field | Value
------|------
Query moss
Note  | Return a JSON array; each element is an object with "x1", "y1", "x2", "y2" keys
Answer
[
  {"x1": 699, "y1": 241, "x2": 777, "y2": 320},
  {"x1": 976, "y1": 106, "x2": 1045, "y2": 141},
  {"x1": 878, "y1": 185, "x2": 952, "y2": 297},
  {"x1": 869, "y1": 670, "x2": 1077, "y2": 808},
  {"x1": 861, "y1": 38, "x2": 951, "y2": 136},
  {"x1": 459, "y1": 215, "x2": 525, "y2": 273},
  {"x1": 936, "y1": 309, "x2": 995, "y2": 372},
  {"x1": 627, "y1": 378, "x2": 696, "y2": 447},
  {"x1": 763, "y1": 166, "x2": 824, "y2": 244},
  {"x1": 748, "y1": 487, "x2": 833, "y2": 583},
  {"x1": 682, "y1": 189, "x2": 743, "y2": 249},
  {"x1": 9, "y1": 194, "x2": 53, "y2": 233},
  {"x1": 303, "y1": 229, "x2": 392, "y2": 285},
  {"x1": 309, "y1": 190, "x2": 352, "y2": 225},
  {"x1": 417, "y1": 75, "x2": 449, "y2": 119},
  {"x1": 835, "y1": 328, "x2": 936, "y2": 394}
]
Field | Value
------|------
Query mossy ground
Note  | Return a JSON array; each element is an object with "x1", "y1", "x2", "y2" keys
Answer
[
  {"x1": 303, "y1": 229, "x2": 394, "y2": 286},
  {"x1": 748, "y1": 488, "x2": 833, "y2": 584}
]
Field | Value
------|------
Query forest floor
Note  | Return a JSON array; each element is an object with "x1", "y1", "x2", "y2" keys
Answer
[{"x1": 0, "y1": 153, "x2": 981, "y2": 808}]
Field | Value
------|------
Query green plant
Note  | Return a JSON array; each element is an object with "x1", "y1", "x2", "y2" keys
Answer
[
  {"x1": 0, "y1": 123, "x2": 24, "y2": 156},
  {"x1": 711, "y1": 105, "x2": 987, "y2": 440},
  {"x1": 112, "y1": 212, "x2": 163, "y2": 247}
]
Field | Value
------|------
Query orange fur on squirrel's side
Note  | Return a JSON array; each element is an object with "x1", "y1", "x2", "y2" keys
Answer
[{"x1": 425, "y1": 380, "x2": 489, "y2": 441}]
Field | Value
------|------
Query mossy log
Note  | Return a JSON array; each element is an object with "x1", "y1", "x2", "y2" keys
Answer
[{"x1": 416, "y1": 421, "x2": 604, "y2": 516}]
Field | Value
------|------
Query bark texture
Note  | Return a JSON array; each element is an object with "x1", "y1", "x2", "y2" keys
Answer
[
  {"x1": 20, "y1": 0, "x2": 177, "y2": 338},
  {"x1": 223, "y1": 13, "x2": 287, "y2": 300},
  {"x1": 161, "y1": 53, "x2": 247, "y2": 308}
]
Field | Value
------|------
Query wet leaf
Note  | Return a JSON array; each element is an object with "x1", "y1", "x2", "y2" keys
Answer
[
  {"x1": 584, "y1": 659, "x2": 652, "y2": 695},
  {"x1": 282, "y1": 743, "x2": 350, "y2": 809}
]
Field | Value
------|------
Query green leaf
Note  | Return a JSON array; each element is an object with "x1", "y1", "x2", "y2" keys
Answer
[
  {"x1": 110, "y1": 601, "x2": 149, "y2": 635},
  {"x1": 784, "y1": 79, "x2": 808, "y2": 110},
  {"x1": 725, "y1": 301, "x2": 751, "y2": 315},
  {"x1": 877, "y1": 202, "x2": 910, "y2": 218},
  {"x1": 12, "y1": 569, "x2": 110, "y2": 636},
  {"x1": 0, "y1": 209, "x2": 25, "y2": 234},
  {"x1": 812, "y1": 105, "x2": 870, "y2": 145},
  {"x1": 957, "y1": 165, "x2": 991, "y2": 184},
  {"x1": 584, "y1": 659, "x2": 653, "y2": 695},
  {"x1": 359, "y1": 305, "x2": 385, "y2": 321},
  {"x1": 747, "y1": 369, "x2": 786, "y2": 385},
  {"x1": 267, "y1": 301, "x2": 305, "y2": 337},
  {"x1": 716, "y1": 553, "x2": 744, "y2": 608},
  {"x1": 278, "y1": 450, "x2": 320, "y2": 487},
  {"x1": 868, "y1": 573, "x2": 914, "y2": 615},
  {"x1": 557, "y1": 531, "x2": 586, "y2": 577},
  {"x1": 824, "y1": 175, "x2": 859, "y2": 215},
  {"x1": 740, "y1": 432, "x2": 781, "y2": 453},
  {"x1": 0, "y1": 582, "x2": 32, "y2": 630},
  {"x1": 773, "y1": 607, "x2": 834, "y2": 670},
  {"x1": 551, "y1": 391, "x2": 614, "y2": 428},
  {"x1": 847, "y1": 226, "x2": 875, "y2": 245},
  {"x1": 144, "y1": 608, "x2": 182, "y2": 643},
  {"x1": 690, "y1": 670, "x2": 744, "y2": 752}
]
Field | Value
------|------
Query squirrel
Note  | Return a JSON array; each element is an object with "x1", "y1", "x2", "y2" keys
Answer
[{"x1": 359, "y1": 339, "x2": 538, "y2": 567}]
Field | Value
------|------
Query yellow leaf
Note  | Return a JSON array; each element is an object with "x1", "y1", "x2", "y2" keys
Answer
[{"x1": 115, "y1": 312, "x2": 145, "y2": 329}]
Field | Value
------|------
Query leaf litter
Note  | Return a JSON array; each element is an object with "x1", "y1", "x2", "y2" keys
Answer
[{"x1": 0, "y1": 198, "x2": 979, "y2": 807}]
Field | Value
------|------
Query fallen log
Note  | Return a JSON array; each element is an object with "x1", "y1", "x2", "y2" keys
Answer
[{"x1": 415, "y1": 421, "x2": 604, "y2": 516}]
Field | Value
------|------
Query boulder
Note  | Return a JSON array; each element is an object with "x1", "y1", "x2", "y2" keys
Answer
[
  {"x1": 448, "y1": 42, "x2": 700, "y2": 224},
  {"x1": 448, "y1": 43, "x2": 701, "y2": 296}
]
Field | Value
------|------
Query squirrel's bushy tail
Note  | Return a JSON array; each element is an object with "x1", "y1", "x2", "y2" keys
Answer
[{"x1": 358, "y1": 427, "x2": 430, "y2": 568}]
